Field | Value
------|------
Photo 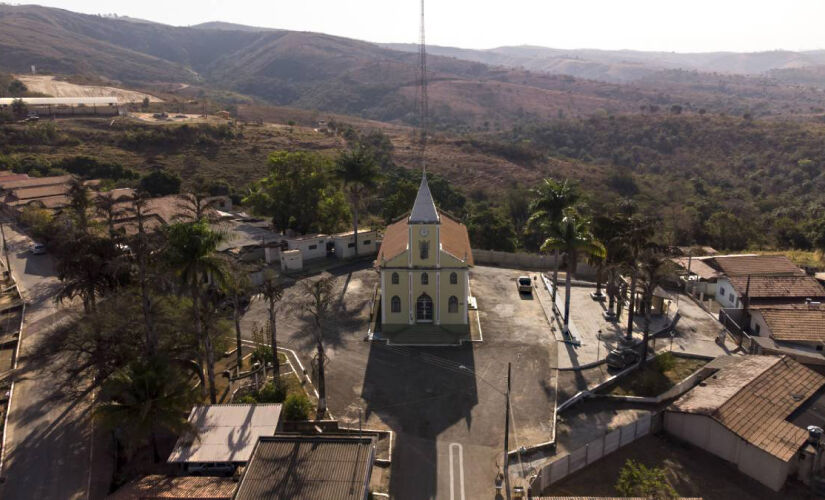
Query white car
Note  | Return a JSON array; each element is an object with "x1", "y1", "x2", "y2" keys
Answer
[
  {"x1": 30, "y1": 243, "x2": 46, "y2": 255},
  {"x1": 517, "y1": 276, "x2": 532, "y2": 293}
]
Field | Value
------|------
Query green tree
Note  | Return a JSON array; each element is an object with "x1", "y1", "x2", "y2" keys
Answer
[
  {"x1": 541, "y1": 215, "x2": 605, "y2": 334},
  {"x1": 283, "y1": 393, "x2": 312, "y2": 420},
  {"x1": 96, "y1": 355, "x2": 197, "y2": 462},
  {"x1": 636, "y1": 249, "x2": 678, "y2": 363},
  {"x1": 467, "y1": 204, "x2": 517, "y2": 251},
  {"x1": 11, "y1": 98, "x2": 26, "y2": 119},
  {"x1": 528, "y1": 178, "x2": 580, "y2": 303},
  {"x1": 8, "y1": 79, "x2": 27, "y2": 96},
  {"x1": 300, "y1": 275, "x2": 337, "y2": 417},
  {"x1": 616, "y1": 216, "x2": 657, "y2": 340},
  {"x1": 140, "y1": 169, "x2": 182, "y2": 197},
  {"x1": 165, "y1": 219, "x2": 227, "y2": 403},
  {"x1": 224, "y1": 261, "x2": 252, "y2": 375},
  {"x1": 705, "y1": 212, "x2": 751, "y2": 250},
  {"x1": 615, "y1": 459, "x2": 677, "y2": 499},
  {"x1": 334, "y1": 146, "x2": 380, "y2": 257},
  {"x1": 55, "y1": 233, "x2": 125, "y2": 314}
]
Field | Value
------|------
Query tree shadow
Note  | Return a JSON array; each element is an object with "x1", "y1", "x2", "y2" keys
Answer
[{"x1": 361, "y1": 342, "x2": 478, "y2": 500}]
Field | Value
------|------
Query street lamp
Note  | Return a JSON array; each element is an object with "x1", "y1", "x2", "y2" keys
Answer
[{"x1": 459, "y1": 363, "x2": 512, "y2": 500}]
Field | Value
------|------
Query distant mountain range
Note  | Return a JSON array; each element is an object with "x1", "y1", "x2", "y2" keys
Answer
[{"x1": 2, "y1": 4, "x2": 825, "y2": 127}]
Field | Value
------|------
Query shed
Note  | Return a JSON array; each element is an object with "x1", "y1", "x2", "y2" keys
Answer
[
  {"x1": 333, "y1": 229, "x2": 377, "y2": 259},
  {"x1": 280, "y1": 249, "x2": 302, "y2": 272},
  {"x1": 167, "y1": 404, "x2": 282, "y2": 467},
  {"x1": 286, "y1": 234, "x2": 327, "y2": 261}
]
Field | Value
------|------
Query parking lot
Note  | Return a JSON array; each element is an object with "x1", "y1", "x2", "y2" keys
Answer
[{"x1": 239, "y1": 264, "x2": 558, "y2": 500}]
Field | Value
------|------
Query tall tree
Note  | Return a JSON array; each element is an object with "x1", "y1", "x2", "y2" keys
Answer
[
  {"x1": 300, "y1": 275, "x2": 336, "y2": 417},
  {"x1": 259, "y1": 269, "x2": 284, "y2": 378},
  {"x1": 334, "y1": 146, "x2": 380, "y2": 257},
  {"x1": 224, "y1": 261, "x2": 252, "y2": 375},
  {"x1": 55, "y1": 233, "x2": 125, "y2": 314},
  {"x1": 636, "y1": 249, "x2": 678, "y2": 364},
  {"x1": 67, "y1": 177, "x2": 92, "y2": 234},
  {"x1": 528, "y1": 178, "x2": 580, "y2": 302},
  {"x1": 540, "y1": 215, "x2": 606, "y2": 334},
  {"x1": 95, "y1": 191, "x2": 122, "y2": 237},
  {"x1": 165, "y1": 219, "x2": 227, "y2": 403},
  {"x1": 617, "y1": 216, "x2": 657, "y2": 340},
  {"x1": 95, "y1": 355, "x2": 196, "y2": 462}
]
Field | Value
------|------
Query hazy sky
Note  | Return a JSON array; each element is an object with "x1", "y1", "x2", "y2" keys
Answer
[{"x1": 27, "y1": 0, "x2": 825, "y2": 52}]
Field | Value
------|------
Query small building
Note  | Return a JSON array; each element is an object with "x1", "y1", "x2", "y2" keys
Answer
[
  {"x1": 286, "y1": 234, "x2": 328, "y2": 261},
  {"x1": 333, "y1": 229, "x2": 377, "y2": 259},
  {"x1": 746, "y1": 304, "x2": 825, "y2": 364},
  {"x1": 715, "y1": 274, "x2": 824, "y2": 309},
  {"x1": 167, "y1": 404, "x2": 282, "y2": 469},
  {"x1": 107, "y1": 474, "x2": 237, "y2": 500},
  {"x1": 280, "y1": 249, "x2": 302, "y2": 272},
  {"x1": 234, "y1": 435, "x2": 376, "y2": 500},
  {"x1": 0, "y1": 96, "x2": 120, "y2": 116},
  {"x1": 665, "y1": 355, "x2": 825, "y2": 491}
]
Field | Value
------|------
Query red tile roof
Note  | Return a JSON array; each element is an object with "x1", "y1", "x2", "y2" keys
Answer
[
  {"x1": 376, "y1": 210, "x2": 473, "y2": 266},
  {"x1": 758, "y1": 308, "x2": 825, "y2": 343},
  {"x1": 712, "y1": 255, "x2": 804, "y2": 277},
  {"x1": 727, "y1": 275, "x2": 825, "y2": 299}
]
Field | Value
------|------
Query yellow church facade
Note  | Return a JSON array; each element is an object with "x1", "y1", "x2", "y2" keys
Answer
[{"x1": 376, "y1": 174, "x2": 474, "y2": 339}]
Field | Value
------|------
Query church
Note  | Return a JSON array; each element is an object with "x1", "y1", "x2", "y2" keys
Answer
[{"x1": 376, "y1": 173, "x2": 474, "y2": 342}]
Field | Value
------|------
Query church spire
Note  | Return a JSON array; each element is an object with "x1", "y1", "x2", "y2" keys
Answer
[{"x1": 409, "y1": 172, "x2": 439, "y2": 224}]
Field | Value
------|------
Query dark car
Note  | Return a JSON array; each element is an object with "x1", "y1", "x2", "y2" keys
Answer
[{"x1": 606, "y1": 348, "x2": 640, "y2": 370}]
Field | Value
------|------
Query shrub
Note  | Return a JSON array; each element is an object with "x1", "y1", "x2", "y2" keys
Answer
[
  {"x1": 615, "y1": 459, "x2": 677, "y2": 499},
  {"x1": 139, "y1": 169, "x2": 181, "y2": 196},
  {"x1": 256, "y1": 379, "x2": 287, "y2": 403},
  {"x1": 236, "y1": 394, "x2": 257, "y2": 404},
  {"x1": 283, "y1": 393, "x2": 312, "y2": 420},
  {"x1": 250, "y1": 345, "x2": 273, "y2": 366},
  {"x1": 653, "y1": 352, "x2": 676, "y2": 373}
]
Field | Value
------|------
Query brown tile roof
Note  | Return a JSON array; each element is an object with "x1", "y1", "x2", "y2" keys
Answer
[
  {"x1": 376, "y1": 210, "x2": 473, "y2": 266},
  {"x1": 727, "y1": 275, "x2": 825, "y2": 299},
  {"x1": 669, "y1": 355, "x2": 825, "y2": 462},
  {"x1": 0, "y1": 175, "x2": 72, "y2": 191},
  {"x1": 0, "y1": 174, "x2": 29, "y2": 183},
  {"x1": 8, "y1": 183, "x2": 70, "y2": 201},
  {"x1": 671, "y1": 256, "x2": 720, "y2": 280},
  {"x1": 107, "y1": 474, "x2": 236, "y2": 499},
  {"x1": 234, "y1": 435, "x2": 375, "y2": 500},
  {"x1": 758, "y1": 308, "x2": 825, "y2": 343},
  {"x1": 712, "y1": 255, "x2": 804, "y2": 277}
]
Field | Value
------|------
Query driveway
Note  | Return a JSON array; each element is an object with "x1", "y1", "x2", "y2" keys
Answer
[
  {"x1": 0, "y1": 221, "x2": 98, "y2": 500},
  {"x1": 239, "y1": 264, "x2": 558, "y2": 499}
]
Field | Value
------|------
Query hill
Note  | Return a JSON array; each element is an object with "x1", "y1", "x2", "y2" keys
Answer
[{"x1": 3, "y1": 5, "x2": 825, "y2": 129}]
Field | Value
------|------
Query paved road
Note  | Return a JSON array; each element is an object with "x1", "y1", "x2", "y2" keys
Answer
[
  {"x1": 240, "y1": 264, "x2": 557, "y2": 499},
  {"x1": 0, "y1": 223, "x2": 96, "y2": 500}
]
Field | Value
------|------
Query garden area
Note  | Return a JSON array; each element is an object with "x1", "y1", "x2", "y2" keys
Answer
[{"x1": 607, "y1": 353, "x2": 706, "y2": 397}]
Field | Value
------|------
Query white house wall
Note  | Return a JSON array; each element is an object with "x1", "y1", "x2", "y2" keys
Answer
[
  {"x1": 287, "y1": 238, "x2": 327, "y2": 260},
  {"x1": 715, "y1": 277, "x2": 741, "y2": 309}
]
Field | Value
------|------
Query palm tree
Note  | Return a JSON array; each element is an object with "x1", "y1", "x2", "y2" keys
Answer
[
  {"x1": 592, "y1": 212, "x2": 631, "y2": 319},
  {"x1": 334, "y1": 147, "x2": 380, "y2": 257},
  {"x1": 176, "y1": 192, "x2": 221, "y2": 222},
  {"x1": 95, "y1": 355, "x2": 196, "y2": 462},
  {"x1": 617, "y1": 216, "x2": 657, "y2": 341},
  {"x1": 528, "y1": 178, "x2": 580, "y2": 302},
  {"x1": 259, "y1": 269, "x2": 284, "y2": 377},
  {"x1": 95, "y1": 191, "x2": 123, "y2": 237},
  {"x1": 165, "y1": 219, "x2": 227, "y2": 403},
  {"x1": 224, "y1": 261, "x2": 252, "y2": 375},
  {"x1": 67, "y1": 177, "x2": 92, "y2": 234},
  {"x1": 55, "y1": 233, "x2": 125, "y2": 313},
  {"x1": 636, "y1": 249, "x2": 678, "y2": 364},
  {"x1": 300, "y1": 275, "x2": 336, "y2": 418},
  {"x1": 541, "y1": 215, "x2": 606, "y2": 334}
]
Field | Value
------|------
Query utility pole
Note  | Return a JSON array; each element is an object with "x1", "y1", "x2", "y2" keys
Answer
[
  {"x1": 0, "y1": 222, "x2": 11, "y2": 277},
  {"x1": 504, "y1": 362, "x2": 512, "y2": 500}
]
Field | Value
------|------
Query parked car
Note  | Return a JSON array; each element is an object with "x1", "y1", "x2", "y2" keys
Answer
[
  {"x1": 517, "y1": 275, "x2": 532, "y2": 293},
  {"x1": 606, "y1": 347, "x2": 640, "y2": 370},
  {"x1": 186, "y1": 462, "x2": 236, "y2": 477},
  {"x1": 30, "y1": 243, "x2": 46, "y2": 255}
]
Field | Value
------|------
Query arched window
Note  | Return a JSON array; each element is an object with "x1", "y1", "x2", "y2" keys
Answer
[
  {"x1": 419, "y1": 240, "x2": 429, "y2": 260},
  {"x1": 391, "y1": 295, "x2": 401, "y2": 313},
  {"x1": 450, "y1": 272, "x2": 458, "y2": 285},
  {"x1": 416, "y1": 293, "x2": 433, "y2": 322},
  {"x1": 421, "y1": 272, "x2": 428, "y2": 285},
  {"x1": 448, "y1": 295, "x2": 459, "y2": 313},
  {"x1": 391, "y1": 272, "x2": 399, "y2": 285}
]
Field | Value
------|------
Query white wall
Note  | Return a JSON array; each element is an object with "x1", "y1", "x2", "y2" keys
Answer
[
  {"x1": 749, "y1": 311, "x2": 771, "y2": 338},
  {"x1": 664, "y1": 411, "x2": 791, "y2": 491},
  {"x1": 287, "y1": 237, "x2": 327, "y2": 260},
  {"x1": 715, "y1": 277, "x2": 741, "y2": 309},
  {"x1": 334, "y1": 231, "x2": 377, "y2": 259}
]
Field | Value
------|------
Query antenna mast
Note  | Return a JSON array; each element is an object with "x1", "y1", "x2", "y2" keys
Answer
[{"x1": 418, "y1": 0, "x2": 428, "y2": 173}]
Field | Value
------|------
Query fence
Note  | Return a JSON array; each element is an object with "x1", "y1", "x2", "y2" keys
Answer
[
  {"x1": 719, "y1": 308, "x2": 757, "y2": 354},
  {"x1": 531, "y1": 412, "x2": 662, "y2": 492},
  {"x1": 471, "y1": 249, "x2": 597, "y2": 278}
]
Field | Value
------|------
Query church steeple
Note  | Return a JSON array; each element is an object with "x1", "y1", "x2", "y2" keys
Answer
[{"x1": 409, "y1": 172, "x2": 440, "y2": 224}]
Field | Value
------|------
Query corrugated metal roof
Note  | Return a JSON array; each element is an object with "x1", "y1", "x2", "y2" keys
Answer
[
  {"x1": 669, "y1": 355, "x2": 825, "y2": 462},
  {"x1": 167, "y1": 404, "x2": 281, "y2": 464},
  {"x1": 234, "y1": 435, "x2": 375, "y2": 500}
]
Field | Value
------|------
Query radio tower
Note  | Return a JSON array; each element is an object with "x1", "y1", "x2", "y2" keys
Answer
[{"x1": 417, "y1": 0, "x2": 428, "y2": 173}]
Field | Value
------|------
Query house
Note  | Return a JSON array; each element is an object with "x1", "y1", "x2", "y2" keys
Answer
[
  {"x1": 745, "y1": 304, "x2": 825, "y2": 365},
  {"x1": 107, "y1": 475, "x2": 237, "y2": 500},
  {"x1": 332, "y1": 229, "x2": 378, "y2": 259},
  {"x1": 167, "y1": 404, "x2": 282, "y2": 470},
  {"x1": 716, "y1": 274, "x2": 825, "y2": 309},
  {"x1": 664, "y1": 355, "x2": 825, "y2": 491},
  {"x1": 376, "y1": 173, "x2": 473, "y2": 341},
  {"x1": 285, "y1": 234, "x2": 328, "y2": 261},
  {"x1": 233, "y1": 435, "x2": 376, "y2": 500},
  {"x1": 280, "y1": 249, "x2": 302, "y2": 272}
]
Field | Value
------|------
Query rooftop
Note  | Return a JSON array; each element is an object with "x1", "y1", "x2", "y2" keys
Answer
[
  {"x1": 668, "y1": 355, "x2": 825, "y2": 462},
  {"x1": 671, "y1": 256, "x2": 721, "y2": 280},
  {"x1": 726, "y1": 275, "x2": 825, "y2": 300},
  {"x1": 757, "y1": 308, "x2": 825, "y2": 343},
  {"x1": 167, "y1": 404, "x2": 281, "y2": 464},
  {"x1": 0, "y1": 174, "x2": 73, "y2": 191},
  {"x1": 107, "y1": 474, "x2": 236, "y2": 500},
  {"x1": 234, "y1": 435, "x2": 375, "y2": 500},
  {"x1": 408, "y1": 173, "x2": 439, "y2": 224},
  {"x1": 377, "y1": 210, "x2": 473, "y2": 266},
  {"x1": 711, "y1": 254, "x2": 804, "y2": 277}
]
